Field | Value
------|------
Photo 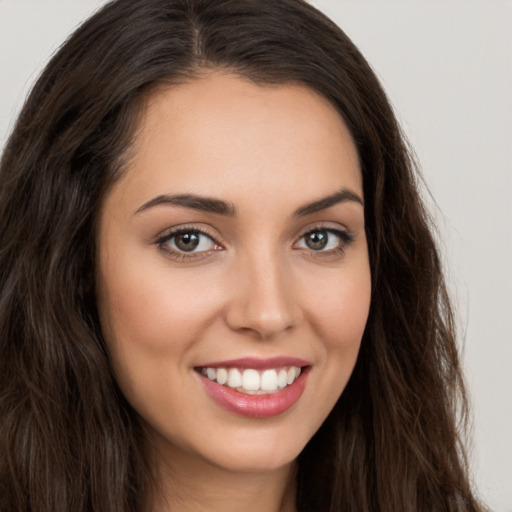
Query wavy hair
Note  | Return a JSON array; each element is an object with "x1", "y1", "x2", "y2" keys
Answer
[{"x1": 0, "y1": 0, "x2": 484, "y2": 510}]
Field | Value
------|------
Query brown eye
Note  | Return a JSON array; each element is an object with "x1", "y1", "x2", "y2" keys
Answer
[
  {"x1": 160, "y1": 230, "x2": 218, "y2": 254},
  {"x1": 295, "y1": 227, "x2": 354, "y2": 254},
  {"x1": 175, "y1": 232, "x2": 200, "y2": 252},
  {"x1": 304, "y1": 230, "x2": 329, "y2": 250}
]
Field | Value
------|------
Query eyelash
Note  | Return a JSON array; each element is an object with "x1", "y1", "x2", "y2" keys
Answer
[
  {"x1": 155, "y1": 226, "x2": 221, "y2": 261},
  {"x1": 154, "y1": 225, "x2": 355, "y2": 261},
  {"x1": 294, "y1": 226, "x2": 355, "y2": 258}
]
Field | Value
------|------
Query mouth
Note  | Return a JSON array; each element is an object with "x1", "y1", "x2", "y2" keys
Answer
[
  {"x1": 194, "y1": 357, "x2": 311, "y2": 418},
  {"x1": 197, "y1": 365, "x2": 302, "y2": 395}
]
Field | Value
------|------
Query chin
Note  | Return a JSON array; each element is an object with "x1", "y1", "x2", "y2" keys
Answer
[
  {"x1": 205, "y1": 444, "x2": 301, "y2": 474},
  {"x1": 146, "y1": 417, "x2": 310, "y2": 476},
  {"x1": 217, "y1": 423, "x2": 318, "y2": 472}
]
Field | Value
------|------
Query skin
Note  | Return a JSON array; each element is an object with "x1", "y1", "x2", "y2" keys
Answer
[{"x1": 97, "y1": 73, "x2": 371, "y2": 512}]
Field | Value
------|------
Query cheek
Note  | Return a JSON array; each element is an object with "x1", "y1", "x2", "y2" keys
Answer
[
  {"x1": 288, "y1": 259, "x2": 371, "y2": 440},
  {"x1": 97, "y1": 242, "x2": 219, "y2": 353},
  {"x1": 96, "y1": 259, "x2": 208, "y2": 412},
  {"x1": 307, "y1": 261, "x2": 371, "y2": 349},
  {"x1": 303, "y1": 256, "x2": 371, "y2": 409}
]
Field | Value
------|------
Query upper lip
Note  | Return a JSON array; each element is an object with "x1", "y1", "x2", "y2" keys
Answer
[{"x1": 196, "y1": 356, "x2": 311, "y2": 369}]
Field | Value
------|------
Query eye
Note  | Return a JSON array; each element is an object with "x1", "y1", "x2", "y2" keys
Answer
[
  {"x1": 295, "y1": 228, "x2": 353, "y2": 253},
  {"x1": 157, "y1": 228, "x2": 221, "y2": 255}
]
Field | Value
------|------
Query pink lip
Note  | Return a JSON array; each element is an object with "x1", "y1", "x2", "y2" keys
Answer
[
  {"x1": 196, "y1": 365, "x2": 310, "y2": 419},
  {"x1": 196, "y1": 356, "x2": 311, "y2": 369}
]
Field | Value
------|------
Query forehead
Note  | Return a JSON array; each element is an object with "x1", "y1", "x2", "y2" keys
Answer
[{"x1": 113, "y1": 73, "x2": 362, "y2": 213}]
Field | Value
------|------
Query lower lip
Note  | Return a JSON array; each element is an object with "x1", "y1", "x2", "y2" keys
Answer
[{"x1": 197, "y1": 368, "x2": 310, "y2": 419}]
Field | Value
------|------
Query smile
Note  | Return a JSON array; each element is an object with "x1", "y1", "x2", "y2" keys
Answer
[
  {"x1": 195, "y1": 358, "x2": 311, "y2": 418},
  {"x1": 199, "y1": 366, "x2": 302, "y2": 394}
]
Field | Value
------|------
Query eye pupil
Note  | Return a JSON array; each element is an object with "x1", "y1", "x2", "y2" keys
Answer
[
  {"x1": 175, "y1": 232, "x2": 200, "y2": 251},
  {"x1": 305, "y1": 231, "x2": 328, "y2": 250}
]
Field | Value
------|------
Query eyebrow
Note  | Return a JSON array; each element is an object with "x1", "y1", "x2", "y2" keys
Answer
[
  {"x1": 135, "y1": 194, "x2": 236, "y2": 216},
  {"x1": 134, "y1": 188, "x2": 363, "y2": 217},
  {"x1": 293, "y1": 188, "x2": 364, "y2": 217}
]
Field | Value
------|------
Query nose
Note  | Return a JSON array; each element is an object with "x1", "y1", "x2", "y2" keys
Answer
[{"x1": 224, "y1": 251, "x2": 302, "y2": 340}]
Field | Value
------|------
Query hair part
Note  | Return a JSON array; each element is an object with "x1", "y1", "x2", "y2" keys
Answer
[{"x1": 0, "y1": 1, "x2": 484, "y2": 510}]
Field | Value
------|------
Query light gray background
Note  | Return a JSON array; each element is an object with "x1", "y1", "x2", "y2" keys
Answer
[{"x1": 1, "y1": 1, "x2": 511, "y2": 510}]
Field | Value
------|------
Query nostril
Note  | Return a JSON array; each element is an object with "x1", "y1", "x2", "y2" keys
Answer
[{"x1": 225, "y1": 305, "x2": 300, "y2": 339}]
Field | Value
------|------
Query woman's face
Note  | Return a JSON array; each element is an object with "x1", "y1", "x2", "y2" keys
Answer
[{"x1": 97, "y1": 73, "x2": 371, "y2": 474}]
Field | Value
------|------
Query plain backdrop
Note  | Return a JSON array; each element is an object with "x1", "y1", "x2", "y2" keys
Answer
[{"x1": 1, "y1": 1, "x2": 511, "y2": 510}]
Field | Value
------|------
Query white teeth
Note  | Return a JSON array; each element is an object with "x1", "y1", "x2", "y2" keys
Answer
[
  {"x1": 227, "y1": 368, "x2": 242, "y2": 388},
  {"x1": 261, "y1": 369, "x2": 278, "y2": 391},
  {"x1": 216, "y1": 367, "x2": 228, "y2": 385},
  {"x1": 242, "y1": 369, "x2": 260, "y2": 391},
  {"x1": 201, "y1": 365, "x2": 303, "y2": 394},
  {"x1": 277, "y1": 369, "x2": 288, "y2": 389}
]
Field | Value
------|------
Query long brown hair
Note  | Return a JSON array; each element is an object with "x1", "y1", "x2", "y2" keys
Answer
[{"x1": 0, "y1": 0, "x2": 484, "y2": 510}]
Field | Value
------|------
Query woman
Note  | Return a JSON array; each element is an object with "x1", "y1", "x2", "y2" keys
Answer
[{"x1": 0, "y1": 0, "x2": 485, "y2": 511}]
